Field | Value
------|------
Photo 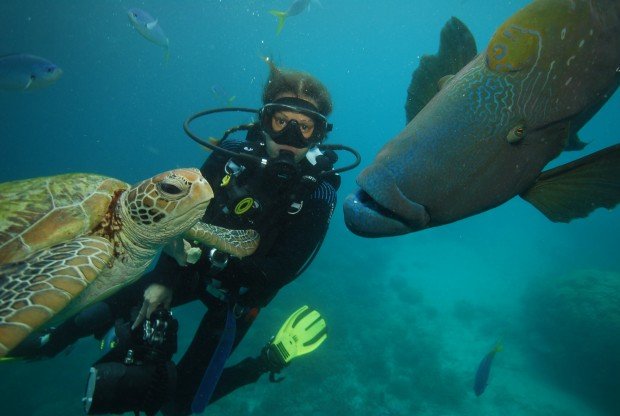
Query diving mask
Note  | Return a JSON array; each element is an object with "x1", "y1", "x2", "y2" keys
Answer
[{"x1": 259, "y1": 97, "x2": 333, "y2": 148}]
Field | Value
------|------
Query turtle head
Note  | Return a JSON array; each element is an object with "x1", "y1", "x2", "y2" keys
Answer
[{"x1": 121, "y1": 168, "x2": 213, "y2": 246}]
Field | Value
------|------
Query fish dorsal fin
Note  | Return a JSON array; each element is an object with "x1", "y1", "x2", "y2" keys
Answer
[
  {"x1": 404, "y1": 17, "x2": 477, "y2": 124},
  {"x1": 521, "y1": 143, "x2": 620, "y2": 222},
  {"x1": 437, "y1": 74, "x2": 454, "y2": 90},
  {"x1": 146, "y1": 19, "x2": 158, "y2": 30}
]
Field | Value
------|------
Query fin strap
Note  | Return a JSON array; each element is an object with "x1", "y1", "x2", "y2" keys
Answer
[{"x1": 191, "y1": 304, "x2": 236, "y2": 413}]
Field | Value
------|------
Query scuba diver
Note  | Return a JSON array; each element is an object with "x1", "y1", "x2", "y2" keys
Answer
[
  {"x1": 82, "y1": 304, "x2": 327, "y2": 415},
  {"x1": 10, "y1": 59, "x2": 360, "y2": 416}
]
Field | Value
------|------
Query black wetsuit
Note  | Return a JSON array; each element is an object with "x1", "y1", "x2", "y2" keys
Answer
[{"x1": 89, "y1": 130, "x2": 338, "y2": 415}]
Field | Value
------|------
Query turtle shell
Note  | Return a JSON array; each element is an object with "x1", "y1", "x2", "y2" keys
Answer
[{"x1": 0, "y1": 173, "x2": 128, "y2": 265}]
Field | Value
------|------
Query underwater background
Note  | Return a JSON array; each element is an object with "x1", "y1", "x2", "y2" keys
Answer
[{"x1": 1, "y1": 0, "x2": 619, "y2": 415}]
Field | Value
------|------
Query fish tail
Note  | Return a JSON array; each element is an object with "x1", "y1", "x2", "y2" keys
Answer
[
  {"x1": 269, "y1": 10, "x2": 288, "y2": 35},
  {"x1": 163, "y1": 46, "x2": 170, "y2": 64}
]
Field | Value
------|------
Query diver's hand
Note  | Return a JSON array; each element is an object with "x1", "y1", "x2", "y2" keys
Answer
[
  {"x1": 132, "y1": 284, "x2": 173, "y2": 330},
  {"x1": 163, "y1": 238, "x2": 202, "y2": 266}
]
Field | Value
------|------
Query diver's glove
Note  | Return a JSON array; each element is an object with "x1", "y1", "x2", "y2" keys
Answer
[{"x1": 259, "y1": 305, "x2": 327, "y2": 382}]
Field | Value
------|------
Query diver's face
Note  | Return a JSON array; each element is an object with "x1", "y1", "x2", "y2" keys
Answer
[{"x1": 265, "y1": 93, "x2": 318, "y2": 161}]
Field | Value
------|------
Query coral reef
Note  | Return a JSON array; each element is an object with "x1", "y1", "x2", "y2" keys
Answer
[{"x1": 521, "y1": 269, "x2": 620, "y2": 414}]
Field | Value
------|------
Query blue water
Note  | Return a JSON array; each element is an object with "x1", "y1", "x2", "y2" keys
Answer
[{"x1": 1, "y1": 1, "x2": 619, "y2": 415}]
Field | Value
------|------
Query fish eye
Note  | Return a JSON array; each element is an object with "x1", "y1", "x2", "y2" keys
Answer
[
  {"x1": 506, "y1": 123, "x2": 526, "y2": 143},
  {"x1": 47, "y1": 67, "x2": 54, "y2": 73}
]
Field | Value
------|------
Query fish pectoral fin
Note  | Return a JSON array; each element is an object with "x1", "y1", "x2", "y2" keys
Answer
[
  {"x1": 405, "y1": 16, "x2": 477, "y2": 124},
  {"x1": 520, "y1": 143, "x2": 620, "y2": 222},
  {"x1": 564, "y1": 131, "x2": 588, "y2": 151},
  {"x1": 146, "y1": 19, "x2": 158, "y2": 30}
]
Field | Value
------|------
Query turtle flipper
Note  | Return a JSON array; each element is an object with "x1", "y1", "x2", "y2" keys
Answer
[
  {"x1": 0, "y1": 236, "x2": 113, "y2": 357},
  {"x1": 185, "y1": 222, "x2": 260, "y2": 258}
]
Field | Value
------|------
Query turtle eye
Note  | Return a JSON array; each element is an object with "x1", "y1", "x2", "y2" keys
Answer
[{"x1": 158, "y1": 182, "x2": 182, "y2": 195}]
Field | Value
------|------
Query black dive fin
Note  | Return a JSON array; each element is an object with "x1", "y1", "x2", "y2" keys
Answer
[
  {"x1": 520, "y1": 143, "x2": 620, "y2": 222},
  {"x1": 404, "y1": 17, "x2": 477, "y2": 124}
]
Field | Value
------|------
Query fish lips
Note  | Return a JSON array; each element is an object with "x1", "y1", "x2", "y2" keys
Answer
[{"x1": 343, "y1": 164, "x2": 430, "y2": 237}]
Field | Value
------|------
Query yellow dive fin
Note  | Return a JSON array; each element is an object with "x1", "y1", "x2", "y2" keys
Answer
[{"x1": 271, "y1": 305, "x2": 327, "y2": 364}]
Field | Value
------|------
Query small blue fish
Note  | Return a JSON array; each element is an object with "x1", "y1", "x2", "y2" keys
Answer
[
  {"x1": 269, "y1": 0, "x2": 320, "y2": 35},
  {"x1": 473, "y1": 342, "x2": 502, "y2": 396},
  {"x1": 0, "y1": 54, "x2": 62, "y2": 91},
  {"x1": 127, "y1": 8, "x2": 170, "y2": 59}
]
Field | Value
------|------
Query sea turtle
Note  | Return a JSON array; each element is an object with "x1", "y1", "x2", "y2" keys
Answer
[{"x1": 0, "y1": 168, "x2": 259, "y2": 357}]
